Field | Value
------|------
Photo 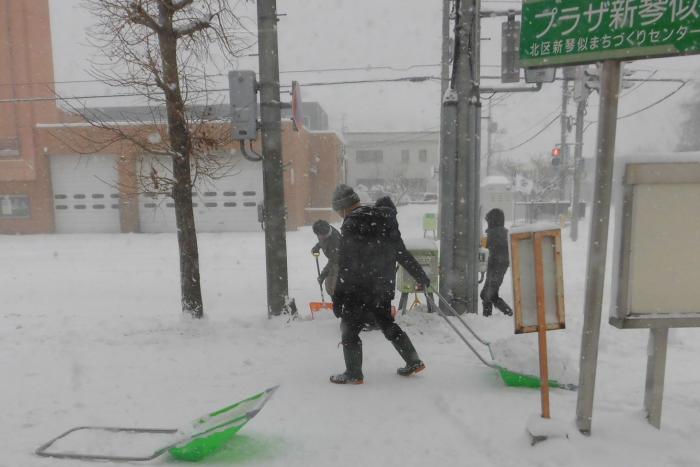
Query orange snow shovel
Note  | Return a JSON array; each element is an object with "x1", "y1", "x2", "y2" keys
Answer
[{"x1": 309, "y1": 252, "x2": 334, "y2": 318}]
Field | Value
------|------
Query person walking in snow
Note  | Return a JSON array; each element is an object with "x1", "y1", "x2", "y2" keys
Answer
[
  {"x1": 329, "y1": 184, "x2": 430, "y2": 384},
  {"x1": 480, "y1": 208, "x2": 513, "y2": 317},
  {"x1": 311, "y1": 220, "x2": 341, "y2": 297}
]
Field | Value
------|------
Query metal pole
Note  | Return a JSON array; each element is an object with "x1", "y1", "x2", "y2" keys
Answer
[
  {"x1": 257, "y1": 0, "x2": 289, "y2": 317},
  {"x1": 570, "y1": 67, "x2": 587, "y2": 242},
  {"x1": 469, "y1": 0, "x2": 482, "y2": 314},
  {"x1": 557, "y1": 79, "x2": 569, "y2": 217},
  {"x1": 644, "y1": 327, "x2": 669, "y2": 429},
  {"x1": 576, "y1": 60, "x2": 621, "y2": 435}
]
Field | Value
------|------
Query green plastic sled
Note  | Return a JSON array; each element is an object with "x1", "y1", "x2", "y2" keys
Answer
[{"x1": 35, "y1": 386, "x2": 279, "y2": 462}]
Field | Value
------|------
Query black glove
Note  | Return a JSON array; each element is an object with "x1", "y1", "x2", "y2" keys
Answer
[
  {"x1": 332, "y1": 301, "x2": 343, "y2": 318},
  {"x1": 311, "y1": 244, "x2": 321, "y2": 255}
]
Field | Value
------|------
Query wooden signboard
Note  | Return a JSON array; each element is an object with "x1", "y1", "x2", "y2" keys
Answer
[
  {"x1": 511, "y1": 228, "x2": 566, "y2": 334},
  {"x1": 510, "y1": 226, "x2": 566, "y2": 421}
]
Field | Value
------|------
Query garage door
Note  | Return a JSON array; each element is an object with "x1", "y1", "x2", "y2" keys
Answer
[
  {"x1": 139, "y1": 155, "x2": 264, "y2": 233},
  {"x1": 50, "y1": 155, "x2": 121, "y2": 233}
]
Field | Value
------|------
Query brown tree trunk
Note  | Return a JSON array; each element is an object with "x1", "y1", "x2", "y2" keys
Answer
[{"x1": 158, "y1": 5, "x2": 203, "y2": 318}]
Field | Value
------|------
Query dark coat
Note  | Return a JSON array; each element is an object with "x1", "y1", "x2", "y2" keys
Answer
[
  {"x1": 333, "y1": 197, "x2": 430, "y2": 308},
  {"x1": 485, "y1": 208, "x2": 509, "y2": 273},
  {"x1": 313, "y1": 225, "x2": 341, "y2": 279}
]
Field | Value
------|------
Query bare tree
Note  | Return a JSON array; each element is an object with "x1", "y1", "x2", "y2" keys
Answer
[
  {"x1": 83, "y1": 0, "x2": 252, "y2": 318},
  {"x1": 493, "y1": 154, "x2": 559, "y2": 201}
]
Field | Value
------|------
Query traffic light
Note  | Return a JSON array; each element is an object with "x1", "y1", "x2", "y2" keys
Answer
[{"x1": 551, "y1": 145, "x2": 561, "y2": 166}]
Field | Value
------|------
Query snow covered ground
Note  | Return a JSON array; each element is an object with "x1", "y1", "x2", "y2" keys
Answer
[{"x1": 3, "y1": 204, "x2": 699, "y2": 467}]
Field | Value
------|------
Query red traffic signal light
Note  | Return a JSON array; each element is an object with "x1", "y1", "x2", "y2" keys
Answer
[{"x1": 551, "y1": 146, "x2": 561, "y2": 158}]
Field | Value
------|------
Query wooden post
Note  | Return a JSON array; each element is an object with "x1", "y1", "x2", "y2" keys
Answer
[{"x1": 533, "y1": 232, "x2": 551, "y2": 419}]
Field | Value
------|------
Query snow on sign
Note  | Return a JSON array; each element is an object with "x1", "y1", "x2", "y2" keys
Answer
[{"x1": 520, "y1": 0, "x2": 700, "y2": 68}]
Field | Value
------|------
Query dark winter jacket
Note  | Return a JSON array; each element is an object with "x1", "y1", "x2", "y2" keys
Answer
[
  {"x1": 333, "y1": 196, "x2": 430, "y2": 308},
  {"x1": 312, "y1": 226, "x2": 341, "y2": 280},
  {"x1": 485, "y1": 208, "x2": 510, "y2": 272}
]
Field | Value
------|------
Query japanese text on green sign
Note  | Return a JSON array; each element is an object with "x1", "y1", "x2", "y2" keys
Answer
[{"x1": 520, "y1": 0, "x2": 700, "y2": 67}]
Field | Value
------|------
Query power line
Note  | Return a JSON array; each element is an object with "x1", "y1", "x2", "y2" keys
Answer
[
  {"x1": 494, "y1": 113, "x2": 561, "y2": 153},
  {"x1": 582, "y1": 80, "x2": 689, "y2": 130},
  {"x1": 0, "y1": 63, "x2": 507, "y2": 89},
  {"x1": 618, "y1": 81, "x2": 688, "y2": 119},
  {"x1": 0, "y1": 75, "x2": 443, "y2": 104}
]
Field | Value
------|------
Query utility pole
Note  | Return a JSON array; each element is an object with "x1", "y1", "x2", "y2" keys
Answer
[
  {"x1": 486, "y1": 99, "x2": 493, "y2": 177},
  {"x1": 557, "y1": 78, "x2": 569, "y2": 217},
  {"x1": 439, "y1": 0, "x2": 486, "y2": 315},
  {"x1": 576, "y1": 60, "x2": 621, "y2": 435},
  {"x1": 438, "y1": 0, "x2": 453, "y2": 247},
  {"x1": 257, "y1": 0, "x2": 290, "y2": 317},
  {"x1": 570, "y1": 65, "x2": 588, "y2": 242}
]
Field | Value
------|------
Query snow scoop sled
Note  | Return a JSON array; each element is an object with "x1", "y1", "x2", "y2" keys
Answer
[
  {"x1": 35, "y1": 385, "x2": 279, "y2": 462},
  {"x1": 425, "y1": 291, "x2": 577, "y2": 391}
]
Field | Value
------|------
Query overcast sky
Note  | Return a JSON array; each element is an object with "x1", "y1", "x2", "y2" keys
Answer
[{"x1": 47, "y1": 0, "x2": 700, "y2": 162}]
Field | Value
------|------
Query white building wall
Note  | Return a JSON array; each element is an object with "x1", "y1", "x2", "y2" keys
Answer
[{"x1": 343, "y1": 132, "x2": 439, "y2": 196}]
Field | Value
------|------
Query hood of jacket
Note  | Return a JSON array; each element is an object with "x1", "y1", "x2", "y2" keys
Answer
[
  {"x1": 343, "y1": 202, "x2": 398, "y2": 239},
  {"x1": 485, "y1": 208, "x2": 505, "y2": 229}
]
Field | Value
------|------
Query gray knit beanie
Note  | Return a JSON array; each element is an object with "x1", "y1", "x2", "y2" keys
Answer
[{"x1": 332, "y1": 184, "x2": 360, "y2": 211}]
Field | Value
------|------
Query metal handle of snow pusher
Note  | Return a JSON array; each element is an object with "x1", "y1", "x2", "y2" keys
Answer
[
  {"x1": 426, "y1": 288, "x2": 493, "y2": 350},
  {"x1": 424, "y1": 291, "x2": 501, "y2": 371},
  {"x1": 313, "y1": 252, "x2": 326, "y2": 302}
]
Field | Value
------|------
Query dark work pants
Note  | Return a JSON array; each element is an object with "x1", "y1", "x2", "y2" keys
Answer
[
  {"x1": 480, "y1": 267, "x2": 506, "y2": 304},
  {"x1": 340, "y1": 300, "x2": 404, "y2": 346}
]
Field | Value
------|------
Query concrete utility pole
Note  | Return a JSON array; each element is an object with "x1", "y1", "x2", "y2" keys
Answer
[
  {"x1": 576, "y1": 60, "x2": 621, "y2": 435},
  {"x1": 438, "y1": 0, "x2": 453, "y2": 246},
  {"x1": 486, "y1": 99, "x2": 494, "y2": 177},
  {"x1": 257, "y1": 0, "x2": 290, "y2": 317},
  {"x1": 557, "y1": 79, "x2": 569, "y2": 217},
  {"x1": 439, "y1": 0, "x2": 481, "y2": 315},
  {"x1": 570, "y1": 66, "x2": 588, "y2": 242}
]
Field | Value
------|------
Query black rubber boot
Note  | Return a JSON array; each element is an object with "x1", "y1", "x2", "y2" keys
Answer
[
  {"x1": 392, "y1": 333, "x2": 425, "y2": 376},
  {"x1": 330, "y1": 343, "x2": 364, "y2": 384},
  {"x1": 482, "y1": 301, "x2": 493, "y2": 317},
  {"x1": 494, "y1": 298, "x2": 513, "y2": 316}
]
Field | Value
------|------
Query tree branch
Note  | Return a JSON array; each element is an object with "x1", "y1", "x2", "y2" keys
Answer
[
  {"x1": 128, "y1": 1, "x2": 164, "y2": 33},
  {"x1": 174, "y1": 13, "x2": 216, "y2": 38}
]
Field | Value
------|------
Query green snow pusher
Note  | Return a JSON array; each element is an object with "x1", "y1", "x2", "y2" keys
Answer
[
  {"x1": 35, "y1": 386, "x2": 279, "y2": 462},
  {"x1": 424, "y1": 291, "x2": 576, "y2": 391}
]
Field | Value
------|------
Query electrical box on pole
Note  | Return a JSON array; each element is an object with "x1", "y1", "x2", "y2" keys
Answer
[
  {"x1": 228, "y1": 70, "x2": 258, "y2": 140},
  {"x1": 501, "y1": 14, "x2": 521, "y2": 84}
]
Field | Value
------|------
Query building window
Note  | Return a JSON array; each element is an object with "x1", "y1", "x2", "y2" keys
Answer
[
  {"x1": 356, "y1": 150, "x2": 383, "y2": 163},
  {"x1": 0, "y1": 195, "x2": 31, "y2": 218},
  {"x1": 0, "y1": 137, "x2": 20, "y2": 159},
  {"x1": 401, "y1": 150, "x2": 410, "y2": 163},
  {"x1": 419, "y1": 150, "x2": 428, "y2": 163}
]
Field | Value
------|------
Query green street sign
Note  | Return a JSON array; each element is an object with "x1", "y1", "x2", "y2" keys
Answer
[{"x1": 520, "y1": 0, "x2": 700, "y2": 67}]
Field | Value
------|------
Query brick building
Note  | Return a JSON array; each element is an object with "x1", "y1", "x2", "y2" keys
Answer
[{"x1": 0, "y1": 0, "x2": 343, "y2": 234}]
